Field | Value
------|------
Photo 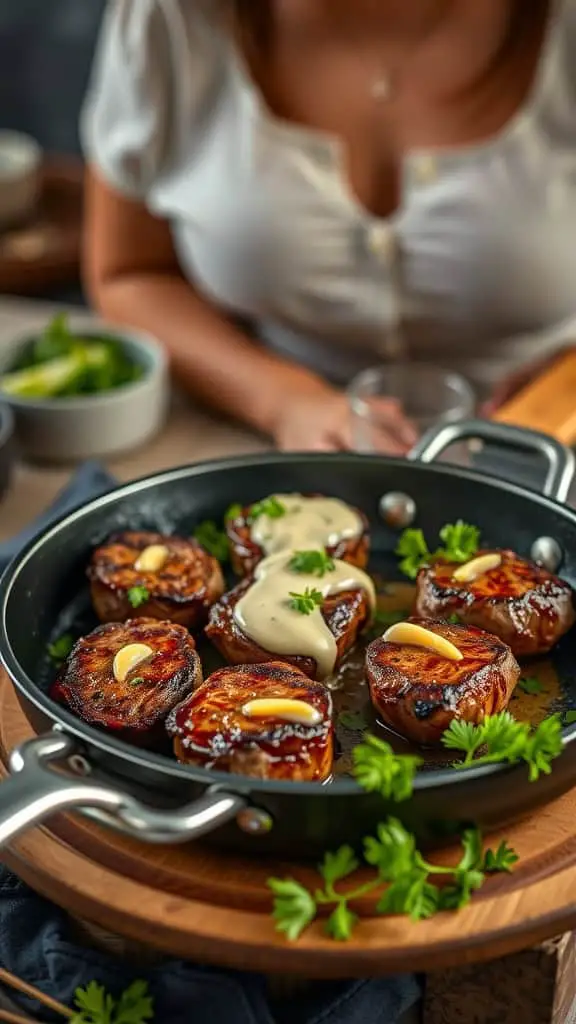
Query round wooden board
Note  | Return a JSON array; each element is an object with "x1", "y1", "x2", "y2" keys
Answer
[{"x1": 2, "y1": 672, "x2": 576, "y2": 978}]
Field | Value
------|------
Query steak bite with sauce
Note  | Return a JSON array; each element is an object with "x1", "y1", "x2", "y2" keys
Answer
[
  {"x1": 225, "y1": 493, "x2": 369, "y2": 577},
  {"x1": 205, "y1": 550, "x2": 375, "y2": 681},
  {"x1": 365, "y1": 618, "x2": 521, "y2": 746},
  {"x1": 414, "y1": 549, "x2": 575, "y2": 656},
  {"x1": 167, "y1": 661, "x2": 333, "y2": 781},
  {"x1": 88, "y1": 530, "x2": 225, "y2": 630},
  {"x1": 51, "y1": 617, "x2": 202, "y2": 745}
]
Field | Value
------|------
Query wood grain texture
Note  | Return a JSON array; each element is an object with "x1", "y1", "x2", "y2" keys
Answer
[
  {"x1": 2, "y1": 671, "x2": 576, "y2": 978},
  {"x1": 493, "y1": 350, "x2": 576, "y2": 444}
]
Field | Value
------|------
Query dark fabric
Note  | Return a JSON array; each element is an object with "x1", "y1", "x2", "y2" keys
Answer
[{"x1": 0, "y1": 465, "x2": 420, "y2": 1023}]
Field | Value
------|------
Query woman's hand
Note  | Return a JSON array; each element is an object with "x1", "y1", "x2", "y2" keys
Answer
[{"x1": 271, "y1": 376, "x2": 418, "y2": 454}]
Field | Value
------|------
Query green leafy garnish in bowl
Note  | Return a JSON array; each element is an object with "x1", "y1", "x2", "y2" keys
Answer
[{"x1": 0, "y1": 313, "x2": 143, "y2": 399}]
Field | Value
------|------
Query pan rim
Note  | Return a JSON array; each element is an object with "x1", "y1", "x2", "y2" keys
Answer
[{"x1": 2, "y1": 449, "x2": 576, "y2": 798}]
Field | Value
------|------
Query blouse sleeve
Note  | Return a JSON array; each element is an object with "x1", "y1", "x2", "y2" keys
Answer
[{"x1": 81, "y1": 0, "x2": 218, "y2": 199}]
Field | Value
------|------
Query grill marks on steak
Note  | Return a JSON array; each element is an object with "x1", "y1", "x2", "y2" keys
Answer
[
  {"x1": 88, "y1": 530, "x2": 225, "y2": 631},
  {"x1": 414, "y1": 549, "x2": 576, "y2": 656},
  {"x1": 226, "y1": 500, "x2": 369, "y2": 577},
  {"x1": 205, "y1": 577, "x2": 372, "y2": 680},
  {"x1": 365, "y1": 618, "x2": 521, "y2": 745},
  {"x1": 51, "y1": 618, "x2": 202, "y2": 744},
  {"x1": 167, "y1": 661, "x2": 333, "y2": 781}
]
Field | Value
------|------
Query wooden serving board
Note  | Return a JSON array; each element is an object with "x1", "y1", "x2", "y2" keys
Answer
[
  {"x1": 2, "y1": 671, "x2": 576, "y2": 978},
  {"x1": 493, "y1": 349, "x2": 576, "y2": 445}
]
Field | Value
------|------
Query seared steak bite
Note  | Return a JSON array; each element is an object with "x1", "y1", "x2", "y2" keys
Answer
[
  {"x1": 167, "y1": 661, "x2": 333, "y2": 781},
  {"x1": 88, "y1": 529, "x2": 225, "y2": 630},
  {"x1": 414, "y1": 548, "x2": 575, "y2": 656},
  {"x1": 51, "y1": 617, "x2": 202, "y2": 744},
  {"x1": 366, "y1": 617, "x2": 521, "y2": 745},
  {"x1": 226, "y1": 493, "x2": 369, "y2": 577}
]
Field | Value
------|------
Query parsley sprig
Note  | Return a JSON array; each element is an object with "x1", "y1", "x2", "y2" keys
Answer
[
  {"x1": 442, "y1": 711, "x2": 563, "y2": 781},
  {"x1": 288, "y1": 549, "x2": 335, "y2": 576},
  {"x1": 289, "y1": 587, "x2": 324, "y2": 615},
  {"x1": 249, "y1": 496, "x2": 286, "y2": 521},
  {"x1": 68, "y1": 979, "x2": 153, "y2": 1024},
  {"x1": 193, "y1": 520, "x2": 230, "y2": 562},
  {"x1": 396, "y1": 520, "x2": 480, "y2": 579},
  {"x1": 47, "y1": 633, "x2": 74, "y2": 664},
  {"x1": 269, "y1": 819, "x2": 518, "y2": 941},
  {"x1": 127, "y1": 585, "x2": 150, "y2": 609},
  {"x1": 352, "y1": 735, "x2": 422, "y2": 802}
]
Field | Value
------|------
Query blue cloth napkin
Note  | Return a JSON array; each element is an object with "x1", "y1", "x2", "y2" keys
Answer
[{"x1": 0, "y1": 464, "x2": 421, "y2": 1023}]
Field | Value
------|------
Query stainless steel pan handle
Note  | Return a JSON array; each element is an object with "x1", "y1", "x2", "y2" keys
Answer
[
  {"x1": 409, "y1": 419, "x2": 575, "y2": 503},
  {"x1": 0, "y1": 733, "x2": 246, "y2": 847}
]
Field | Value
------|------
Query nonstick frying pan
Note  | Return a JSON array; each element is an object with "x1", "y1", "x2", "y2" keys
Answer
[{"x1": 1, "y1": 419, "x2": 576, "y2": 860}]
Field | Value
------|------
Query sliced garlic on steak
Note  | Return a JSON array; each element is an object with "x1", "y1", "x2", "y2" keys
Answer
[
  {"x1": 383, "y1": 621, "x2": 463, "y2": 662},
  {"x1": 242, "y1": 698, "x2": 322, "y2": 725},
  {"x1": 452, "y1": 552, "x2": 502, "y2": 583},
  {"x1": 113, "y1": 643, "x2": 154, "y2": 683},
  {"x1": 134, "y1": 544, "x2": 169, "y2": 573}
]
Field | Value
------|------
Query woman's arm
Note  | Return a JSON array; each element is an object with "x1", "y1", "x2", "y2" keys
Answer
[{"x1": 83, "y1": 167, "x2": 336, "y2": 438}]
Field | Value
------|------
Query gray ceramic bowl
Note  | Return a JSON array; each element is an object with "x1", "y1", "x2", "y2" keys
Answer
[
  {"x1": 0, "y1": 327, "x2": 169, "y2": 463},
  {"x1": 0, "y1": 401, "x2": 15, "y2": 500}
]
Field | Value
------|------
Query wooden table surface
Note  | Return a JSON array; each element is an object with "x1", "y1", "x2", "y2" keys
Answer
[{"x1": 0, "y1": 297, "x2": 268, "y2": 542}]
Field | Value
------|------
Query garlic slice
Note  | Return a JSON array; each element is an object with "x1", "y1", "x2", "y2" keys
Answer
[
  {"x1": 134, "y1": 544, "x2": 169, "y2": 573},
  {"x1": 113, "y1": 643, "x2": 154, "y2": 683},
  {"x1": 242, "y1": 698, "x2": 322, "y2": 726},
  {"x1": 383, "y1": 621, "x2": 463, "y2": 662},
  {"x1": 452, "y1": 552, "x2": 502, "y2": 583}
]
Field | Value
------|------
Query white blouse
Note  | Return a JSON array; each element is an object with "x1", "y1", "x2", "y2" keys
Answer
[{"x1": 82, "y1": 0, "x2": 576, "y2": 397}]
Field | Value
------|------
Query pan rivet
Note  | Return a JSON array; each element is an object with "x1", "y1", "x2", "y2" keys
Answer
[
  {"x1": 236, "y1": 807, "x2": 274, "y2": 836},
  {"x1": 531, "y1": 537, "x2": 563, "y2": 573},
  {"x1": 68, "y1": 755, "x2": 91, "y2": 776},
  {"x1": 379, "y1": 492, "x2": 417, "y2": 530}
]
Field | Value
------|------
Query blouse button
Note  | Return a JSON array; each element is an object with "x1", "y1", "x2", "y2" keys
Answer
[
  {"x1": 367, "y1": 223, "x2": 395, "y2": 262},
  {"x1": 413, "y1": 154, "x2": 438, "y2": 185}
]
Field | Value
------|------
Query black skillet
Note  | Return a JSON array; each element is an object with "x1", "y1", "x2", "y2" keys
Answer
[{"x1": 1, "y1": 419, "x2": 576, "y2": 860}]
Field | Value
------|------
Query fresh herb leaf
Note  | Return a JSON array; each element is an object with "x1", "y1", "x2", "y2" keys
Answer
[
  {"x1": 378, "y1": 872, "x2": 440, "y2": 921},
  {"x1": 437, "y1": 521, "x2": 480, "y2": 563},
  {"x1": 193, "y1": 520, "x2": 229, "y2": 561},
  {"x1": 338, "y1": 709, "x2": 369, "y2": 732},
  {"x1": 250, "y1": 496, "x2": 286, "y2": 520},
  {"x1": 325, "y1": 902, "x2": 359, "y2": 941},
  {"x1": 442, "y1": 711, "x2": 563, "y2": 779},
  {"x1": 129, "y1": 676, "x2": 145, "y2": 687},
  {"x1": 352, "y1": 735, "x2": 423, "y2": 803},
  {"x1": 224, "y1": 502, "x2": 243, "y2": 522},
  {"x1": 517, "y1": 676, "x2": 545, "y2": 696},
  {"x1": 395, "y1": 529, "x2": 430, "y2": 580},
  {"x1": 288, "y1": 549, "x2": 335, "y2": 577},
  {"x1": 447, "y1": 613, "x2": 461, "y2": 624},
  {"x1": 482, "y1": 840, "x2": 519, "y2": 873},
  {"x1": 71, "y1": 979, "x2": 153, "y2": 1024},
  {"x1": 268, "y1": 878, "x2": 318, "y2": 941},
  {"x1": 127, "y1": 586, "x2": 150, "y2": 609},
  {"x1": 289, "y1": 587, "x2": 324, "y2": 614},
  {"x1": 395, "y1": 521, "x2": 481, "y2": 579},
  {"x1": 373, "y1": 608, "x2": 410, "y2": 627},
  {"x1": 47, "y1": 633, "x2": 74, "y2": 664},
  {"x1": 319, "y1": 846, "x2": 359, "y2": 889},
  {"x1": 364, "y1": 817, "x2": 419, "y2": 878},
  {"x1": 564, "y1": 710, "x2": 576, "y2": 725}
]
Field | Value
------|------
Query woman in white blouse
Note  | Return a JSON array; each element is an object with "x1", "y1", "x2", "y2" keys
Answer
[{"x1": 82, "y1": 0, "x2": 575, "y2": 454}]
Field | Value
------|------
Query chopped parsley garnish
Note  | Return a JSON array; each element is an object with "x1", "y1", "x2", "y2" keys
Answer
[
  {"x1": 395, "y1": 520, "x2": 480, "y2": 579},
  {"x1": 193, "y1": 520, "x2": 229, "y2": 562},
  {"x1": 47, "y1": 633, "x2": 74, "y2": 664},
  {"x1": 249, "y1": 496, "x2": 286, "y2": 520},
  {"x1": 129, "y1": 676, "x2": 145, "y2": 687},
  {"x1": 224, "y1": 502, "x2": 243, "y2": 522},
  {"x1": 288, "y1": 549, "x2": 335, "y2": 577},
  {"x1": 517, "y1": 676, "x2": 545, "y2": 696},
  {"x1": 127, "y1": 585, "x2": 150, "y2": 609},
  {"x1": 289, "y1": 587, "x2": 323, "y2": 615}
]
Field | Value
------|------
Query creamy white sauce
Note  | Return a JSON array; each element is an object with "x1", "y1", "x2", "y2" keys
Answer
[
  {"x1": 234, "y1": 551, "x2": 375, "y2": 680},
  {"x1": 250, "y1": 494, "x2": 362, "y2": 556}
]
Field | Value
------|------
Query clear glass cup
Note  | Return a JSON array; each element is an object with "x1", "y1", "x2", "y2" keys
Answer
[{"x1": 347, "y1": 363, "x2": 475, "y2": 452}]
